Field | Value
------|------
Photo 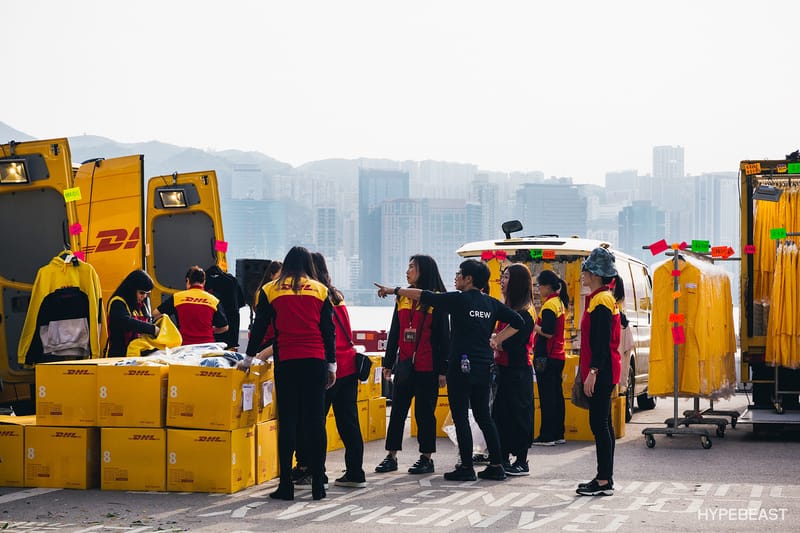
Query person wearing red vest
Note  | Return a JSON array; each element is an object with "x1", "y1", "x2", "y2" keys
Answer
[
  {"x1": 577, "y1": 247, "x2": 621, "y2": 497},
  {"x1": 532, "y1": 269, "x2": 569, "y2": 446},
  {"x1": 155, "y1": 266, "x2": 228, "y2": 345}
]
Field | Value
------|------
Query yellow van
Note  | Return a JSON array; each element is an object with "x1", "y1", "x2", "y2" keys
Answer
[{"x1": 456, "y1": 220, "x2": 657, "y2": 421}]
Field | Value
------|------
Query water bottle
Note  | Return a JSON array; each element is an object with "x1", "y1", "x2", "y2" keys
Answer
[{"x1": 460, "y1": 354, "x2": 471, "y2": 374}]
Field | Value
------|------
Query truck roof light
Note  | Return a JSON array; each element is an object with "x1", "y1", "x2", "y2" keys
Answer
[
  {"x1": 0, "y1": 159, "x2": 30, "y2": 184},
  {"x1": 158, "y1": 188, "x2": 188, "y2": 208}
]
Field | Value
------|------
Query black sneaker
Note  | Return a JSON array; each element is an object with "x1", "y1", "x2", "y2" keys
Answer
[
  {"x1": 334, "y1": 473, "x2": 366, "y2": 488},
  {"x1": 555, "y1": 438, "x2": 567, "y2": 445},
  {"x1": 477, "y1": 464, "x2": 507, "y2": 481},
  {"x1": 472, "y1": 453, "x2": 490, "y2": 465},
  {"x1": 295, "y1": 473, "x2": 329, "y2": 489},
  {"x1": 576, "y1": 479, "x2": 613, "y2": 496},
  {"x1": 374, "y1": 454, "x2": 398, "y2": 473},
  {"x1": 443, "y1": 464, "x2": 477, "y2": 481},
  {"x1": 578, "y1": 477, "x2": 613, "y2": 490},
  {"x1": 290, "y1": 466, "x2": 308, "y2": 482},
  {"x1": 408, "y1": 455, "x2": 434, "y2": 474},
  {"x1": 504, "y1": 460, "x2": 529, "y2": 476}
]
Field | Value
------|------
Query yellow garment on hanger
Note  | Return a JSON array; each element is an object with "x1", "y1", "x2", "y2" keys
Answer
[
  {"x1": 649, "y1": 256, "x2": 736, "y2": 398},
  {"x1": 766, "y1": 242, "x2": 800, "y2": 369}
]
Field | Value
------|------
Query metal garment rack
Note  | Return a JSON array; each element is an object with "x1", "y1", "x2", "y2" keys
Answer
[{"x1": 641, "y1": 248, "x2": 729, "y2": 449}]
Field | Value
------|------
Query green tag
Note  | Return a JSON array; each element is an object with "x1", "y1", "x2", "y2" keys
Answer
[
  {"x1": 529, "y1": 249, "x2": 543, "y2": 259},
  {"x1": 788, "y1": 162, "x2": 800, "y2": 174},
  {"x1": 770, "y1": 227, "x2": 788, "y2": 240},
  {"x1": 63, "y1": 187, "x2": 82, "y2": 203},
  {"x1": 691, "y1": 240, "x2": 710, "y2": 253}
]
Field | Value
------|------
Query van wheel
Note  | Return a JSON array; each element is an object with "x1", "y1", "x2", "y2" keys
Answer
[
  {"x1": 624, "y1": 365, "x2": 635, "y2": 422},
  {"x1": 637, "y1": 391, "x2": 657, "y2": 410}
]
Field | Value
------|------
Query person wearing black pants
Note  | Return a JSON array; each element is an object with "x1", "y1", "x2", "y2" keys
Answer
[
  {"x1": 242, "y1": 246, "x2": 336, "y2": 501},
  {"x1": 576, "y1": 247, "x2": 622, "y2": 497},
  {"x1": 375, "y1": 255, "x2": 449, "y2": 476},
  {"x1": 491, "y1": 263, "x2": 535, "y2": 476},
  {"x1": 377, "y1": 259, "x2": 524, "y2": 482},
  {"x1": 532, "y1": 269, "x2": 569, "y2": 446}
]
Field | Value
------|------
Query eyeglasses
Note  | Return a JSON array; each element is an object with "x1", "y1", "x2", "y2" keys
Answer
[{"x1": 137, "y1": 290, "x2": 152, "y2": 296}]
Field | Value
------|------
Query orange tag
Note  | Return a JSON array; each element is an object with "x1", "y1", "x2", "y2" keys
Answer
[
  {"x1": 744, "y1": 162, "x2": 762, "y2": 175},
  {"x1": 542, "y1": 250, "x2": 556, "y2": 260},
  {"x1": 669, "y1": 313, "x2": 685, "y2": 323},
  {"x1": 672, "y1": 290, "x2": 681, "y2": 299}
]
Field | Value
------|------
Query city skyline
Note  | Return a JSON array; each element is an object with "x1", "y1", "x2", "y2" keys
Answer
[{"x1": 5, "y1": 1, "x2": 800, "y2": 185}]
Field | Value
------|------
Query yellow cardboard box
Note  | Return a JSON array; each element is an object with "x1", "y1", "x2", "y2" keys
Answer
[
  {"x1": 327, "y1": 405, "x2": 345, "y2": 451},
  {"x1": 35, "y1": 360, "x2": 107, "y2": 426},
  {"x1": 256, "y1": 420, "x2": 279, "y2": 484},
  {"x1": 255, "y1": 362, "x2": 276, "y2": 423},
  {"x1": 25, "y1": 426, "x2": 99, "y2": 489},
  {"x1": 357, "y1": 400, "x2": 369, "y2": 442},
  {"x1": 563, "y1": 396, "x2": 626, "y2": 441},
  {"x1": 368, "y1": 356, "x2": 383, "y2": 399},
  {"x1": 166, "y1": 364, "x2": 258, "y2": 430},
  {"x1": 410, "y1": 396, "x2": 451, "y2": 438},
  {"x1": 97, "y1": 363, "x2": 168, "y2": 427},
  {"x1": 0, "y1": 415, "x2": 36, "y2": 487},
  {"x1": 166, "y1": 426, "x2": 255, "y2": 493},
  {"x1": 100, "y1": 427, "x2": 166, "y2": 491},
  {"x1": 368, "y1": 397, "x2": 387, "y2": 441}
]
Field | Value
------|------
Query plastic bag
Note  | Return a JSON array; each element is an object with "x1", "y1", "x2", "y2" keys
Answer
[
  {"x1": 126, "y1": 315, "x2": 182, "y2": 356},
  {"x1": 442, "y1": 409, "x2": 487, "y2": 454}
]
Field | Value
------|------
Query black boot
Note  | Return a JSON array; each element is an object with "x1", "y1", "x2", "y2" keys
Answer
[
  {"x1": 312, "y1": 473, "x2": 327, "y2": 500},
  {"x1": 269, "y1": 479, "x2": 294, "y2": 501}
]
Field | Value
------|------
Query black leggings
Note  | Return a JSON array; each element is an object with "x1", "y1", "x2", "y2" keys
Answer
[
  {"x1": 588, "y1": 381, "x2": 615, "y2": 480},
  {"x1": 535, "y1": 358, "x2": 565, "y2": 441},
  {"x1": 326, "y1": 373, "x2": 364, "y2": 477},
  {"x1": 385, "y1": 370, "x2": 439, "y2": 453},
  {"x1": 492, "y1": 365, "x2": 533, "y2": 460}
]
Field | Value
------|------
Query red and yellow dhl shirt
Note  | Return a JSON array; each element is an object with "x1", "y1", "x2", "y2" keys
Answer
[
  {"x1": 579, "y1": 287, "x2": 621, "y2": 384},
  {"x1": 395, "y1": 297, "x2": 435, "y2": 371},
  {"x1": 535, "y1": 294, "x2": 566, "y2": 361},
  {"x1": 159, "y1": 285, "x2": 227, "y2": 345},
  {"x1": 333, "y1": 302, "x2": 357, "y2": 378}
]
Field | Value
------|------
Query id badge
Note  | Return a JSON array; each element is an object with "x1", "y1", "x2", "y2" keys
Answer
[{"x1": 403, "y1": 328, "x2": 417, "y2": 343}]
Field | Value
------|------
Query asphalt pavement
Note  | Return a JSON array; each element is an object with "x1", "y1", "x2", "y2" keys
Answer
[{"x1": 2, "y1": 393, "x2": 799, "y2": 533}]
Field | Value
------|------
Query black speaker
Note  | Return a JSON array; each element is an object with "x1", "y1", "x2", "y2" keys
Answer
[{"x1": 236, "y1": 259, "x2": 272, "y2": 308}]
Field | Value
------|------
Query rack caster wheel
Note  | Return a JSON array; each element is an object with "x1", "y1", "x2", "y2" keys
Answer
[
  {"x1": 775, "y1": 402, "x2": 784, "y2": 415},
  {"x1": 645, "y1": 435, "x2": 656, "y2": 448},
  {"x1": 730, "y1": 417, "x2": 737, "y2": 429},
  {"x1": 701, "y1": 436, "x2": 712, "y2": 449},
  {"x1": 716, "y1": 426, "x2": 725, "y2": 438}
]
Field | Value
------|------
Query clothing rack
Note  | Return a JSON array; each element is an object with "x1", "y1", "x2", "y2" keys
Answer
[{"x1": 641, "y1": 247, "x2": 727, "y2": 449}]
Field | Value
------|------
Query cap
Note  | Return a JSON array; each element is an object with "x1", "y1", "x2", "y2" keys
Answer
[{"x1": 582, "y1": 247, "x2": 618, "y2": 277}]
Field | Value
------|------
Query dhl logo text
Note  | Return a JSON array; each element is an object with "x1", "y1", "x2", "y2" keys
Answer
[
  {"x1": 65, "y1": 369, "x2": 91, "y2": 375},
  {"x1": 198, "y1": 370, "x2": 224, "y2": 378},
  {"x1": 196, "y1": 436, "x2": 224, "y2": 442},
  {"x1": 125, "y1": 369, "x2": 153, "y2": 376},
  {"x1": 130, "y1": 434, "x2": 157, "y2": 441},
  {"x1": 54, "y1": 432, "x2": 79, "y2": 438},
  {"x1": 82, "y1": 227, "x2": 140, "y2": 254},
  {"x1": 0, "y1": 430, "x2": 17, "y2": 436}
]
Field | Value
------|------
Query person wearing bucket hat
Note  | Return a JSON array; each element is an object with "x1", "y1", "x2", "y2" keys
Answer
[{"x1": 576, "y1": 246, "x2": 622, "y2": 497}]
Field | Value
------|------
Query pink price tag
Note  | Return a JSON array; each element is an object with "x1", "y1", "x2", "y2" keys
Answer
[
  {"x1": 744, "y1": 244, "x2": 756, "y2": 255},
  {"x1": 649, "y1": 239, "x2": 668, "y2": 255},
  {"x1": 214, "y1": 240, "x2": 229, "y2": 253},
  {"x1": 672, "y1": 325, "x2": 685, "y2": 345},
  {"x1": 73, "y1": 251, "x2": 86, "y2": 261},
  {"x1": 678, "y1": 241, "x2": 688, "y2": 250},
  {"x1": 69, "y1": 223, "x2": 83, "y2": 236}
]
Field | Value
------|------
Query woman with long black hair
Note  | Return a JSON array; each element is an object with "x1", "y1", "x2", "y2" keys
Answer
[
  {"x1": 107, "y1": 269, "x2": 158, "y2": 356},
  {"x1": 242, "y1": 246, "x2": 336, "y2": 501},
  {"x1": 374, "y1": 254, "x2": 450, "y2": 475},
  {"x1": 491, "y1": 263, "x2": 536, "y2": 476}
]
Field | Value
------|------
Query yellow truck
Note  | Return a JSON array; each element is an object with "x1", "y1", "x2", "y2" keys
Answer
[
  {"x1": 0, "y1": 138, "x2": 227, "y2": 413},
  {"x1": 739, "y1": 158, "x2": 800, "y2": 426}
]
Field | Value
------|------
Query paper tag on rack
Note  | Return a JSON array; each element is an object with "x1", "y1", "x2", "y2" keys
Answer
[
  {"x1": 542, "y1": 249, "x2": 556, "y2": 260},
  {"x1": 63, "y1": 187, "x2": 82, "y2": 202},
  {"x1": 671, "y1": 269, "x2": 681, "y2": 277},
  {"x1": 214, "y1": 240, "x2": 229, "y2": 253},
  {"x1": 770, "y1": 228, "x2": 787, "y2": 240},
  {"x1": 649, "y1": 239, "x2": 668, "y2": 255},
  {"x1": 672, "y1": 290, "x2": 681, "y2": 300},
  {"x1": 744, "y1": 244, "x2": 756, "y2": 254},
  {"x1": 672, "y1": 326, "x2": 686, "y2": 345},
  {"x1": 530, "y1": 249, "x2": 543, "y2": 259},
  {"x1": 669, "y1": 313, "x2": 685, "y2": 323},
  {"x1": 692, "y1": 240, "x2": 710, "y2": 253},
  {"x1": 744, "y1": 162, "x2": 761, "y2": 175}
]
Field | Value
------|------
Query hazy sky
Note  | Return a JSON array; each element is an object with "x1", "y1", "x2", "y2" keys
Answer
[{"x1": 4, "y1": 1, "x2": 798, "y2": 184}]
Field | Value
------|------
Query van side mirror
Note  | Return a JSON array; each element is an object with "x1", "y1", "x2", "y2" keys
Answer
[{"x1": 501, "y1": 220, "x2": 523, "y2": 239}]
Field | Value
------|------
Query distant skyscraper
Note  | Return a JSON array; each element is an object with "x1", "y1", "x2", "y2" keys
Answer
[
  {"x1": 358, "y1": 168, "x2": 410, "y2": 288},
  {"x1": 515, "y1": 182, "x2": 587, "y2": 238},
  {"x1": 314, "y1": 206, "x2": 336, "y2": 259},
  {"x1": 618, "y1": 200, "x2": 666, "y2": 262},
  {"x1": 221, "y1": 198, "x2": 287, "y2": 267},
  {"x1": 472, "y1": 178, "x2": 498, "y2": 239},
  {"x1": 423, "y1": 199, "x2": 471, "y2": 288},
  {"x1": 231, "y1": 164, "x2": 265, "y2": 200},
  {"x1": 380, "y1": 199, "x2": 423, "y2": 285},
  {"x1": 653, "y1": 146, "x2": 685, "y2": 179}
]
